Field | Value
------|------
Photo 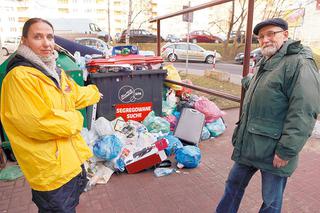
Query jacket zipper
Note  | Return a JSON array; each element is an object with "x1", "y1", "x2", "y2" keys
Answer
[
  {"x1": 62, "y1": 87, "x2": 83, "y2": 165},
  {"x1": 238, "y1": 68, "x2": 265, "y2": 158}
]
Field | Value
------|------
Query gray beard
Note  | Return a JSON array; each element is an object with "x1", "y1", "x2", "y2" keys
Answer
[{"x1": 261, "y1": 45, "x2": 278, "y2": 58}]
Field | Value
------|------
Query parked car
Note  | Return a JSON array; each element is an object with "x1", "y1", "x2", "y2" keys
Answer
[
  {"x1": 161, "y1": 42, "x2": 221, "y2": 64},
  {"x1": 75, "y1": 37, "x2": 112, "y2": 56},
  {"x1": 182, "y1": 30, "x2": 223, "y2": 43},
  {"x1": 1, "y1": 36, "x2": 20, "y2": 56},
  {"x1": 118, "y1": 29, "x2": 164, "y2": 43},
  {"x1": 165, "y1": 34, "x2": 181, "y2": 43},
  {"x1": 234, "y1": 48, "x2": 262, "y2": 64}
]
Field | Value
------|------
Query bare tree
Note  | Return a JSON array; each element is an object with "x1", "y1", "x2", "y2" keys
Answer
[
  {"x1": 221, "y1": 0, "x2": 248, "y2": 58},
  {"x1": 125, "y1": 0, "x2": 151, "y2": 44},
  {"x1": 209, "y1": 0, "x2": 286, "y2": 59},
  {"x1": 262, "y1": 0, "x2": 286, "y2": 19}
]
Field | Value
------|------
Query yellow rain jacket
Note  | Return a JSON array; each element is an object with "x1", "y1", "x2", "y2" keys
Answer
[{"x1": 1, "y1": 63, "x2": 100, "y2": 191}]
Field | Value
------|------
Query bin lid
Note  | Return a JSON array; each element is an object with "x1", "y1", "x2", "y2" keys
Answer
[{"x1": 86, "y1": 55, "x2": 163, "y2": 66}]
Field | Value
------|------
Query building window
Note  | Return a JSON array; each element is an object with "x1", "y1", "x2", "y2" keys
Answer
[
  {"x1": 17, "y1": 7, "x2": 28, "y2": 12},
  {"x1": 57, "y1": 0, "x2": 68, "y2": 3},
  {"x1": 58, "y1": 8, "x2": 69, "y2": 13},
  {"x1": 114, "y1": 1, "x2": 120, "y2": 6},
  {"x1": 96, "y1": 9, "x2": 106, "y2": 14},
  {"x1": 18, "y1": 17, "x2": 29, "y2": 22},
  {"x1": 9, "y1": 17, "x2": 15, "y2": 22},
  {"x1": 4, "y1": 7, "x2": 14, "y2": 12},
  {"x1": 114, "y1": 10, "x2": 121, "y2": 15},
  {"x1": 96, "y1": 0, "x2": 105, "y2": 3},
  {"x1": 10, "y1": 27, "x2": 17, "y2": 32}
]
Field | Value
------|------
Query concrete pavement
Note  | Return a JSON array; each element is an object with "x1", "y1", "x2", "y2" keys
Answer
[{"x1": 1, "y1": 108, "x2": 319, "y2": 213}]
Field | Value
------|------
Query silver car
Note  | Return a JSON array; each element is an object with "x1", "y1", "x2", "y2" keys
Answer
[
  {"x1": 161, "y1": 42, "x2": 221, "y2": 64},
  {"x1": 75, "y1": 37, "x2": 112, "y2": 56}
]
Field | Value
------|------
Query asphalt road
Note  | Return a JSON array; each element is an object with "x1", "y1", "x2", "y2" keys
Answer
[{"x1": 166, "y1": 61, "x2": 243, "y2": 76}]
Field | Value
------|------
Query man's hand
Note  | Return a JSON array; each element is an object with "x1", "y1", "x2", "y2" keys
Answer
[
  {"x1": 99, "y1": 92, "x2": 104, "y2": 100},
  {"x1": 273, "y1": 154, "x2": 288, "y2": 168}
]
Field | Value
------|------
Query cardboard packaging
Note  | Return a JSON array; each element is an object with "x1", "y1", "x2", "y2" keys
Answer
[{"x1": 125, "y1": 139, "x2": 168, "y2": 174}]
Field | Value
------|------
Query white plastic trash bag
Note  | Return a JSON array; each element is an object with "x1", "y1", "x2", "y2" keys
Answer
[{"x1": 94, "y1": 117, "x2": 114, "y2": 136}]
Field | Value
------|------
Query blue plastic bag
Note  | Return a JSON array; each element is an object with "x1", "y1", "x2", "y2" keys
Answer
[
  {"x1": 201, "y1": 126, "x2": 211, "y2": 141},
  {"x1": 172, "y1": 111, "x2": 181, "y2": 119},
  {"x1": 93, "y1": 135, "x2": 123, "y2": 161},
  {"x1": 175, "y1": 146, "x2": 201, "y2": 168},
  {"x1": 206, "y1": 117, "x2": 226, "y2": 137},
  {"x1": 162, "y1": 135, "x2": 183, "y2": 156}
]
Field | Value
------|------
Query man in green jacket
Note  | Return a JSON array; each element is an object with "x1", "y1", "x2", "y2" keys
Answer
[{"x1": 216, "y1": 18, "x2": 320, "y2": 213}]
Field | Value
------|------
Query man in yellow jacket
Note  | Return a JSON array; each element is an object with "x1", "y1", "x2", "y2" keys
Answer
[{"x1": 0, "y1": 18, "x2": 101, "y2": 212}]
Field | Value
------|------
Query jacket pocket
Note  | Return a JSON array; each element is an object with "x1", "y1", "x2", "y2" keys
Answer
[
  {"x1": 231, "y1": 113, "x2": 243, "y2": 146},
  {"x1": 242, "y1": 118, "x2": 282, "y2": 162},
  {"x1": 247, "y1": 119, "x2": 282, "y2": 140}
]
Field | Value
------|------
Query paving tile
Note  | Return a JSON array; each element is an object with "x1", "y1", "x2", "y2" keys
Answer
[{"x1": 0, "y1": 199, "x2": 10, "y2": 211}]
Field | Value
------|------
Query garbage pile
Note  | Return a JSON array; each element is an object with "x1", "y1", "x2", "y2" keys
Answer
[{"x1": 81, "y1": 64, "x2": 227, "y2": 191}]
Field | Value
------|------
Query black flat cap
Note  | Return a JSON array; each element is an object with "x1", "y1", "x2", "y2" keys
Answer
[{"x1": 253, "y1": 18, "x2": 288, "y2": 35}]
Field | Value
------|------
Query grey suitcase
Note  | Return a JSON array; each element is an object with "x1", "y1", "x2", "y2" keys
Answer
[{"x1": 174, "y1": 108, "x2": 205, "y2": 146}]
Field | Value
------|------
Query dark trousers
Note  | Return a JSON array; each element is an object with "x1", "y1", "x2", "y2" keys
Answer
[
  {"x1": 216, "y1": 162, "x2": 287, "y2": 213},
  {"x1": 31, "y1": 165, "x2": 88, "y2": 213}
]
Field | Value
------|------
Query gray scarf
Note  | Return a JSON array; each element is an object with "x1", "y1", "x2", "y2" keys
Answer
[{"x1": 16, "y1": 44, "x2": 60, "y2": 85}]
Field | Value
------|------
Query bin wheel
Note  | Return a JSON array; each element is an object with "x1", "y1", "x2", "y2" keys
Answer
[
  {"x1": 168, "y1": 53, "x2": 177, "y2": 62},
  {"x1": 3, "y1": 149, "x2": 16, "y2": 162}
]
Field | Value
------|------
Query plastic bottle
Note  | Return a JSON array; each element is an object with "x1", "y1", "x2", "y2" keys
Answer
[{"x1": 154, "y1": 168, "x2": 177, "y2": 177}]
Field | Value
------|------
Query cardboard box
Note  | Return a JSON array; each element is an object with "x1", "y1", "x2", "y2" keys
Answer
[{"x1": 125, "y1": 146, "x2": 167, "y2": 174}]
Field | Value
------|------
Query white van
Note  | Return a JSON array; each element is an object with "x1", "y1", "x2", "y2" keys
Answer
[{"x1": 48, "y1": 18, "x2": 111, "y2": 42}]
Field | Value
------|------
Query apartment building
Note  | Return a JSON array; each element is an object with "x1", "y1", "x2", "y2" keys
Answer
[
  {"x1": 0, "y1": 0, "x2": 160, "y2": 39},
  {"x1": 0, "y1": 0, "x2": 319, "y2": 47}
]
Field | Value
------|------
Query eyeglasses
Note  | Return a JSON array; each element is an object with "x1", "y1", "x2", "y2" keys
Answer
[{"x1": 258, "y1": 30, "x2": 284, "y2": 41}]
